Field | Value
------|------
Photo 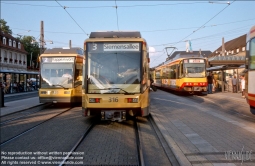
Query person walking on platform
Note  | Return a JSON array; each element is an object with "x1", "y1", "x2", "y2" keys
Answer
[
  {"x1": 232, "y1": 75, "x2": 237, "y2": 93},
  {"x1": 241, "y1": 76, "x2": 245, "y2": 98},
  {"x1": 207, "y1": 72, "x2": 213, "y2": 94}
]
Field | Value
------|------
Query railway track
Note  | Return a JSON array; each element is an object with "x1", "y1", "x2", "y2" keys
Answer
[
  {"x1": 0, "y1": 103, "x2": 51, "y2": 125},
  {"x1": 59, "y1": 117, "x2": 146, "y2": 166},
  {"x1": 0, "y1": 107, "x2": 74, "y2": 147}
]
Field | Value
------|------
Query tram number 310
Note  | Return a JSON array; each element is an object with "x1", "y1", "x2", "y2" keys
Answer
[{"x1": 109, "y1": 97, "x2": 118, "y2": 102}]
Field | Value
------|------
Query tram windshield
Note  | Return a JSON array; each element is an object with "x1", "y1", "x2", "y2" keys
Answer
[
  {"x1": 86, "y1": 43, "x2": 141, "y2": 94},
  {"x1": 183, "y1": 59, "x2": 206, "y2": 78},
  {"x1": 40, "y1": 63, "x2": 74, "y2": 88}
]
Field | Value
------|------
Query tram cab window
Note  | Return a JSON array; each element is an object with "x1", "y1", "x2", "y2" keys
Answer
[
  {"x1": 183, "y1": 63, "x2": 205, "y2": 78},
  {"x1": 41, "y1": 63, "x2": 74, "y2": 88}
]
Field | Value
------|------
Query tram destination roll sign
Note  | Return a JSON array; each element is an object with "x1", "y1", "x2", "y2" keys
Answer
[
  {"x1": 88, "y1": 43, "x2": 140, "y2": 52},
  {"x1": 42, "y1": 57, "x2": 75, "y2": 63}
]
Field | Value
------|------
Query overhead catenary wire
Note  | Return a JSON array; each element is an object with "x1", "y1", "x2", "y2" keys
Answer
[
  {"x1": 11, "y1": 17, "x2": 254, "y2": 36},
  {"x1": 6, "y1": 0, "x2": 246, "y2": 62},
  {"x1": 115, "y1": 0, "x2": 119, "y2": 31},
  {"x1": 55, "y1": 0, "x2": 89, "y2": 36},
  {"x1": 175, "y1": 0, "x2": 236, "y2": 46},
  {"x1": 141, "y1": 18, "x2": 255, "y2": 33},
  {"x1": 150, "y1": 0, "x2": 236, "y2": 48},
  {"x1": 2, "y1": 1, "x2": 210, "y2": 8},
  {"x1": 150, "y1": 26, "x2": 248, "y2": 65}
]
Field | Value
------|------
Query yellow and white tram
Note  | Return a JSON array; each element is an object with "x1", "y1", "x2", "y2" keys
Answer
[
  {"x1": 245, "y1": 25, "x2": 255, "y2": 114},
  {"x1": 151, "y1": 57, "x2": 207, "y2": 94},
  {"x1": 82, "y1": 31, "x2": 150, "y2": 121},
  {"x1": 39, "y1": 47, "x2": 83, "y2": 104}
]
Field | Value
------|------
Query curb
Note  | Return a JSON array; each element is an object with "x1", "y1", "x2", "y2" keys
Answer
[{"x1": 150, "y1": 111, "x2": 192, "y2": 166}]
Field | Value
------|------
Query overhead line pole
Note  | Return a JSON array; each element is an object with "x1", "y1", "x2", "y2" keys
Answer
[{"x1": 40, "y1": 21, "x2": 44, "y2": 55}]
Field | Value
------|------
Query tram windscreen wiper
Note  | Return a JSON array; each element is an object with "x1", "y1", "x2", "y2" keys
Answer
[
  {"x1": 52, "y1": 84, "x2": 69, "y2": 90},
  {"x1": 90, "y1": 88, "x2": 134, "y2": 94},
  {"x1": 108, "y1": 88, "x2": 134, "y2": 95}
]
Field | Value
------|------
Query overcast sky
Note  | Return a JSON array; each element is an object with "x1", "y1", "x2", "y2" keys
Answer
[{"x1": 2, "y1": 1, "x2": 255, "y2": 67}]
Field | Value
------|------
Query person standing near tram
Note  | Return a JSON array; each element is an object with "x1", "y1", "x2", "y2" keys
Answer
[
  {"x1": 207, "y1": 72, "x2": 213, "y2": 94},
  {"x1": 241, "y1": 75, "x2": 245, "y2": 98},
  {"x1": 232, "y1": 75, "x2": 237, "y2": 93}
]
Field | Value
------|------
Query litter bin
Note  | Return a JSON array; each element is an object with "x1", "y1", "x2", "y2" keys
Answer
[{"x1": 0, "y1": 87, "x2": 4, "y2": 107}]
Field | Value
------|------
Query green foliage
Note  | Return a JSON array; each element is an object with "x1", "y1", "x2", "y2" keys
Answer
[
  {"x1": 19, "y1": 36, "x2": 40, "y2": 68},
  {"x1": 0, "y1": 19, "x2": 12, "y2": 34}
]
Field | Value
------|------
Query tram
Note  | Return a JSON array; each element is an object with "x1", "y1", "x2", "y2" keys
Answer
[
  {"x1": 39, "y1": 47, "x2": 83, "y2": 104},
  {"x1": 151, "y1": 57, "x2": 207, "y2": 94},
  {"x1": 82, "y1": 31, "x2": 150, "y2": 121},
  {"x1": 245, "y1": 25, "x2": 255, "y2": 114}
]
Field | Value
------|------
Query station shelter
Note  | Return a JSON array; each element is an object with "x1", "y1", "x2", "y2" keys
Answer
[{"x1": 206, "y1": 53, "x2": 246, "y2": 92}]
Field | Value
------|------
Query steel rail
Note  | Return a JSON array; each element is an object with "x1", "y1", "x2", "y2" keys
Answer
[
  {"x1": 0, "y1": 107, "x2": 73, "y2": 147},
  {"x1": 0, "y1": 103, "x2": 51, "y2": 125},
  {"x1": 58, "y1": 122, "x2": 96, "y2": 166},
  {"x1": 133, "y1": 117, "x2": 145, "y2": 166}
]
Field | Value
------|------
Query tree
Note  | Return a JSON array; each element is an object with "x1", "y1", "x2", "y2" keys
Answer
[
  {"x1": 19, "y1": 36, "x2": 40, "y2": 68},
  {"x1": 0, "y1": 19, "x2": 12, "y2": 34}
]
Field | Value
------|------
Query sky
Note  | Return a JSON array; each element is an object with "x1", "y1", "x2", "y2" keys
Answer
[{"x1": 1, "y1": 1, "x2": 255, "y2": 67}]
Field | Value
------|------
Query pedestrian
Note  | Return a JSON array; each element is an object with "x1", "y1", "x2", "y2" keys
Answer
[
  {"x1": 212, "y1": 74, "x2": 216, "y2": 92},
  {"x1": 241, "y1": 76, "x2": 245, "y2": 98},
  {"x1": 232, "y1": 75, "x2": 237, "y2": 93},
  {"x1": 207, "y1": 72, "x2": 213, "y2": 94}
]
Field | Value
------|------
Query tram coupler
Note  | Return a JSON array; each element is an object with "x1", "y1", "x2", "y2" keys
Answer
[{"x1": 101, "y1": 110, "x2": 126, "y2": 122}]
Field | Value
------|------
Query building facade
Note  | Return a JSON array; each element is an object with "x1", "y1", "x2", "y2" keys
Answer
[{"x1": 0, "y1": 31, "x2": 39, "y2": 94}]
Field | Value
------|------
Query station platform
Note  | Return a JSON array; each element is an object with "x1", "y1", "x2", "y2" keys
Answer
[
  {"x1": 206, "y1": 90, "x2": 246, "y2": 100},
  {"x1": 0, "y1": 91, "x2": 42, "y2": 117},
  {"x1": 150, "y1": 89, "x2": 254, "y2": 166},
  {"x1": 3, "y1": 90, "x2": 38, "y2": 98}
]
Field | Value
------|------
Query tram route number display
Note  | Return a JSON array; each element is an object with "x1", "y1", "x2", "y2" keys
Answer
[{"x1": 1, "y1": 151, "x2": 84, "y2": 165}]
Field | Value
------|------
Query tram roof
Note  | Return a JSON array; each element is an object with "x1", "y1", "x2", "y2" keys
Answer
[
  {"x1": 43, "y1": 47, "x2": 84, "y2": 55},
  {"x1": 89, "y1": 31, "x2": 141, "y2": 38}
]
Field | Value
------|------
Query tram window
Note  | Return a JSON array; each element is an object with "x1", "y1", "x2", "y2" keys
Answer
[
  {"x1": 74, "y1": 68, "x2": 82, "y2": 87},
  {"x1": 51, "y1": 69, "x2": 58, "y2": 77}
]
